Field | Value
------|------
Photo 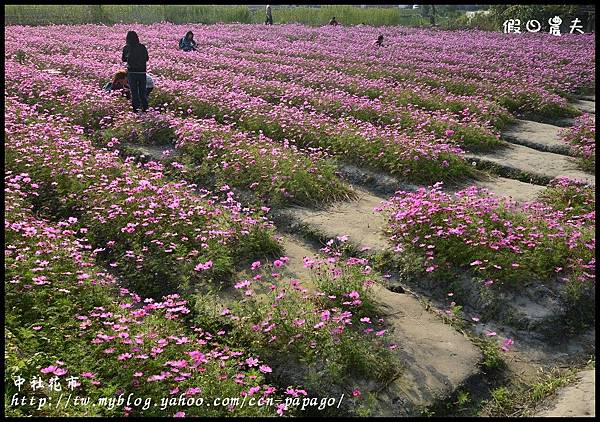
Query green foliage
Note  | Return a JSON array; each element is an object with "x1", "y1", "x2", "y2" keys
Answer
[
  {"x1": 455, "y1": 390, "x2": 471, "y2": 408},
  {"x1": 481, "y1": 368, "x2": 578, "y2": 417},
  {"x1": 195, "y1": 261, "x2": 402, "y2": 398},
  {"x1": 5, "y1": 5, "x2": 426, "y2": 27},
  {"x1": 474, "y1": 338, "x2": 505, "y2": 371},
  {"x1": 265, "y1": 5, "x2": 425, "y2": 27}
]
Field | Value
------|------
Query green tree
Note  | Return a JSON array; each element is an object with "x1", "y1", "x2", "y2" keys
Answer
[
  {"x1": 89, "y1": 5, "x2": 105, "y2": 24},
  {"x1": 489, "y1": 5, "x2": 581, "y2": 31}
]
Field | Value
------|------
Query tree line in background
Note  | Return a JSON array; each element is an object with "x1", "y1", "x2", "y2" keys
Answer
[
  {"x1": 4, "y1": 4, "x2": 595, "y2": 32},
  {"x1": 452, "y1": 5, "x2": 595, "y2": 32},
  {"x1": 5, "y1": 5, "x2": 426, "y2": 27}
]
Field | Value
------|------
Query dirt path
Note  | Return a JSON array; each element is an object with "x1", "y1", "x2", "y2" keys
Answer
[
  {"x1": 468, "y1": 98, "x2": 595, "y2": 186},
  {"x1": 535, "y1": 370, "x2": 595, "y2": 417},
  {"x1": 455, "y1": 175, "x2": 546, "y2": 204},
  {"x1": 279, "y1": 187, "x2": 391, "y2": 251},
  {"x1": 276, "y1": 234, "x2": 482, "y2": 416},
  {"x1": 502, "y1": 119, "x2": 573, "y2": 155},
  {"x1": 465, "y1": 143, "x2": 595, "y2": 185},
  {"x1": 572, "y1": 99, "x2": 596, "y2": 114}
]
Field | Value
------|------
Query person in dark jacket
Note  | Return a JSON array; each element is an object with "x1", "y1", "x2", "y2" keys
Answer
[
  {"x1": 375, "y1": 34, "x2": 384, "y2": 47},
  {"x1": 329, "y1": 17, "x2": 339, "y2": 26},
  {"x1": 122, "y1": 31, "x2": 149, "y2": 112},
  {"x1": 179, "y1": 31, "x2": 197, "y2": 52}
]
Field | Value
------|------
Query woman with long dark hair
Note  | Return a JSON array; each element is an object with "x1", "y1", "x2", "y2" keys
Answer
[
  {"x1": 121, "y1": 31, "x2": 149, "y2": 112},
  {"x1": 179, "y1": 31, "x2": 197, "y2": 52}
]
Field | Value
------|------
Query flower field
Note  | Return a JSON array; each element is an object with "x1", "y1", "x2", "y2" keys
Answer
[
  {"x1": 381, "y1": 178, "x2": 595, "y2": 326},
  {"x1": 560, "y1": 113, "x2": 596, "y2": 173},
  {"x1": 4, "y1": 22, "x2": 596, "y2": 417}
]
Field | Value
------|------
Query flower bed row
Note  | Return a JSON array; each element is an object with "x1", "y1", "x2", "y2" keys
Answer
[
  {"x1": 5, "y1": 171, "x2": 280, "y2": 417},
  {"x1": 5, "y1": 96, "x2": 280, "y2": 299},
  {"x1": 560, "y1": 113, "x2": 595, "y2": 173},
  {"x1": 379, "y1": 179, "x2": 595, "y2": 329},
  {"x1": 6, "y1": 48, "x2": 477, "y2": 184},
  {"x1": 97, "y1": 111, "x2": 355, "y2": 207}
]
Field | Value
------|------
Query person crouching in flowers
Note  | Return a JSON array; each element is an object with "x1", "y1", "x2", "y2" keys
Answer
[
  {"x1": 103, "y1": 70, "x2": 131, "y2": 100},
  {"x1": 145, "y1": 73, "x2": 154, "y2": 98},
  {"x1": 375, "y1": 35, "x2": 384, "y2": 47},
  {"x1": 179, "y1": 31, "x2": 197, "y2": 52}
]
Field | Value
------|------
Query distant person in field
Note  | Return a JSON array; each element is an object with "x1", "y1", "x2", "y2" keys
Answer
[
  {"x1": 329, "y1": 17, "x2": 339, "y2": 26},
  {"x1": 179, "y1": 31, "x2": 197, "y2": 52},
  {"x1": 265, "y1": 5, "x2": 273, "y2": 25},
  {"x1": 122, "y1": 31, "x2": 149, "y2": 112},
  {"x1": 375, "y1": 34, "x2": 384, "y2": 47},
  {"x1": 103, "y1": 70, "x2": 131, "y2": 100}
]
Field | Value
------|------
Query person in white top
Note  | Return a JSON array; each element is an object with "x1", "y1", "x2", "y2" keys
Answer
[
  {"x1": 265, "y1": 5, "x2": 273, "y2": 25},
  {"x1": 145, "y1": 73, "x2": 154, "y2": 97}
]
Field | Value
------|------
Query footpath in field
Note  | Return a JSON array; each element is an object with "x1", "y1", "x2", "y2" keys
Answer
[
  {"x1": 502, "y1": 120, "x2": 574, "y2": 155},
  {"x1": 276, "y1": 235, "x2": 481, "y2": 416},
  {"x1": 535, "y1": 370, "x2": 595, "y2": 417},
  {"x1": 119, "y1": 144, "x2": 485, "y2": 414},
  {"x1": 466, "y1": 98, "x2": 595, "y2": 186}
]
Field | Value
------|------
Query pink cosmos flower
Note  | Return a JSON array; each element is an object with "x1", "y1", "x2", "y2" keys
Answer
[
  {"x1": 53, "y1": 368, "x2": 67, "y2": 376},
  {"x1": 185, "y1": 387, "x2": 202, "y2": 396},
  {"x1": 303, "y1": 257, "x2": 315, "y2": 268},
  {"x1": 501, "y1": 338, "x2": 514, "y2": 352},
  {"x1": 245, "y1": 357, "x2": 259, "y2": 367},
  {"x1": 259, "y1": 365, "x2": 272, "y2": 374},
  {"x1": 194, "y1": 260, "x2": 213, "y2": 271},
  {"x1": 276, "y1": 403, "x2": 287, "y2": 416},
  {"x1": 248, "y1": 386, "x2": 261, "y2": 395},
  {"x1": 234, "y1": 280, "x2": 251, "y2": 289},
  {"x1": 41, "y1": 365, "x2": 58, "y2": 374}
]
